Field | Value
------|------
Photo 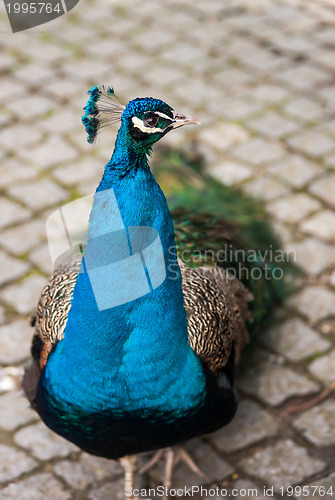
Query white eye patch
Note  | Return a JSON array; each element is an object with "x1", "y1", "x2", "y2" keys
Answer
[
  {"x1": 154, "y1": 111, "x2": 174, "y2": 120},
  {"x1": 132, "y1": 115, "x2": 173, "y2": 134}
]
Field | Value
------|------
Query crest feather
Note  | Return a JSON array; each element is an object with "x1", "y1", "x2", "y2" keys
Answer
[{"x1": 82, "y1": 86, "x2": 125, "y2": 144}]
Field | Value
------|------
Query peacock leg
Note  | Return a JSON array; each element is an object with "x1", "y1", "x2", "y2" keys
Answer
[
  {"x1": 120, "y1": 455, "x2": 152, "y2": 500},
  {"x1": 139, "y1": 446, "x2": 208, "y2": 500},
  {"x1": 138, "y1": 449, "x2": 165, "y2": 475},
  {"x1": 171, "y1": 445, "x2": 208, "y2": 480},
  {"x1": 120, "y1": 455, "x2": 137, "y2": 500}
]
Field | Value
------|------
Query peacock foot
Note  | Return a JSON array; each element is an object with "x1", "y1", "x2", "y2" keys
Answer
[{"x1": 139, "y1": 446, "x2": 209, "y2": 500}]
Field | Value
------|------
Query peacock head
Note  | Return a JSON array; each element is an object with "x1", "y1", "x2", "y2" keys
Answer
[{"x1": 82, "y1": 86, "x2": 199, "y2": 150}]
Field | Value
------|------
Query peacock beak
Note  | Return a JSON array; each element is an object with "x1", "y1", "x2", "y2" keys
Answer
[{"x1": 171, "y1": 111, "x2": 200, "y2": 128}]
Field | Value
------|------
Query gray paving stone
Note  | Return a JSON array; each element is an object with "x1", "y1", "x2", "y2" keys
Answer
[
  {"x1": 226, "y1": 15, "x2": 266, "y2": 31},
  {"x1": 0, "y1": 125, "x2": 43, "y2": 151},
  {"x1": 0, "y1": 390, "x2": 37, "y2": 431},
  {"x1": 226, "y1": 38, "x2": 260, "y2": 57},
  {"x1": 316, "y1": 26, "x2": 335, "y2": 44},
  {"x1": 19, "y1": 136, "x2": 78, "y2": 170},
  {"x1": 0, "y1": 220, "x2": 46, "y2": 255},
  {"x1": 53, "y1": 157, "x2": 103, "y2": 187},
  {"x1": 15, "y1": 64, "x2": 54, "y2": 84},
  {"x1": 0, "y1": 113, "x2": 12, "y2": 128},
  {"x1": 39, "y1": 111, "x2": 81, "y2": 134},
  {"x1": 301, "y1": 210, "x2": 335, "y2": 241},
  {"x1": 141, "y1": 66, "x2": 183, "y2": 88},
  {"x1": 88, "y1": 478, "x2": 125, "y2": 500},
  {"x1": 0, "y1": 472, "x2": 71, "y2": 500},
  {"x1": 238, "y1": 364, "x2": 320, "y2": 406},
  {"x1": 232, "y1": 138, "x2": 284, "y2": 165},
  {"x1": 198, "y1": 122, "x2": 249, "y2": 153},
  {"x1": 287, "y1": 130, "x2": 335, "y2": 157},
  {"x1": 270, "y1": 224, "x2": 295, "y2": 255},
  {"x1": 288, "y1": 286, "x2": 335, "y2": 321},
  {"x1": 276, "y1": 65, "x2": 330, "y2": 90},
  {"x1": 0, "y1": 159, "x2": 37, "y2": 189},
  {"x1": 239, "y1": 440, "x2": 325, "y2": 492},
  {"x1": 320, "y1": 86, "x2": 335, "y2": 109},
  {"x1": 246, "y1": 84, "x2": 288, "y2": 103},
  {"x1": 214, "y1": 67, "x2": 253, "y2": 88},
  {"x1": 6, "y1": 96, "x2": 54, "y2": 119},
  {"x1": 314, "y1": 49, "x2": 335, "y2": 71},
  {"x1": 309, "y1": 173, "x2": 335, "y2": 208},
  {"x1": 271, "y1": 34, "x2": 317, "y2": 55},
  {"x1": 59, "y1": 25, "x2": 91, "y2": 43},
  {"x1": 209, "y1": 162, "x2": 252, "y2": 186},
  {"x1": 210, "y1": 97, "x2": 261, "y2": 120},
  {"x1": 268, "y1": 155, "x2": 321, "y2": 188},
  {"x1": 14, "y1": 421, "x2": 79, "y2": 460},
  {"x1": 0, "y1": 366, "x2": 23, "y2": 393},
  {"x1": 174, "y1": 80, "x2": 221, "y2": 107},
  {"x1": 243, "y1": 176, "x2": 289, "y2": 201},
  {"x1": 19, "y1": 41, "x2": 65, "y2": 62},
  {"x1": 248, "y1": 112, "x2": 298, "y2": 138},
  {"x1": 62, "y1": 129, "x2": 95, "y2": 154},
  {"x1": 286, "y1": 237, "x2": 335, "y2": 274},
  {"x1": 0, "y1": 80, "x2": 26, "y2": 101},
  {"x1": 286, "y1": 98, "x2": 326, "y2": 122},
  {"x1": 323, "y1": 119, "x2": 335, "y2": 137},
  {"x1": 64, "y1": 59, "x2": 110, "y2": 81},
  {"x1": 262, "y1": 318, "x2": 331, "y2": 361},
  {"x1": 54, "y1": 453, "x2": 121, "y2": 489},
  {"x1": 117, "y1": 53, "x2": 153, "y2": 75},
  {"x1": 308, "y1": 349, "x2": 335, "y2": 385},
  {"x1": 293, "y1": 399, "x2": 335, "y2": 446},
  {"x1": 162, "y1": 44, "x2": 204, "y2": 65},
  {"x1": 0, "y1": 53, "x2": 17, "y2": 71},
  {"x1": 86, "y1": 38, "x2": 126, "y2": 57},
  {"x1": 212, "y1": 400, "x2": 278, "y2": 452},
  {"x1": 0, "y1": 250, "x2": 30, "y2": 286},
  {"x1": 267, "y1": 194, "x2": 321, "y2": 224},
  {"x1": 0, "y1": 320, "x2": 33, "y2": 365},
  {"x1": 29, "y1": 244, "x2": 54, "y2": 275},
  {"x1": 294, "y1": 473, "x2": 335, "y2": 500},
  {"x1": 237, "y1": 46, "x2": 285, "y2": 71},
  {"x1": 10, "y1": 179, "x2": 68, "y2": 211},
  {"x1": 307, "y1": 3, "x2": 335, "y2": 22},
  {"x1": 0, "y1": 444, "x2": 37, "y2": 482},
  {"x1": 47, "y1": 79, "x2": 81, "y2": 100},
  {"x1": 0, "y1": 307, "x2": 5, "y2": 326},
  {"x1": 1, "y1": 275, "x2": 46, "y2": 315},
  {"x1": 0, "y1": 198, "x2": 30, "y2": 230}
]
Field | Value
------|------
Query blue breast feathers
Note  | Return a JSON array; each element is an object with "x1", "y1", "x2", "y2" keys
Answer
[{"x1": 41, "y1": 130, "x2": 207, "y2": 418}]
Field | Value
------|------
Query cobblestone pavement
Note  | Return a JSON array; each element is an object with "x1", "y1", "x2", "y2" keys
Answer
[{"x1": 1, "y1": 0, "x2": 335, "y2": 498}]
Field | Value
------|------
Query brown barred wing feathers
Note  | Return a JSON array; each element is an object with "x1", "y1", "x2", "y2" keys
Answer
[
  {"x1": 23, "y1": 255, "x2": 81, "y2": 407},
  {"x1": 180, "y1": 261, "x2": 253, "y2": 376}
]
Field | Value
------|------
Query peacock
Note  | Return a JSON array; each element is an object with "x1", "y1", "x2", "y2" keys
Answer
[{"x1": 23, "y1": 86, "x2": 289, "y2": 499}]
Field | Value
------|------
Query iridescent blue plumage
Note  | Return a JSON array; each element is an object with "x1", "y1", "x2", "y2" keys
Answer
[{"x1": 27, "y1": 95, "x2": 238, "y2": 462}]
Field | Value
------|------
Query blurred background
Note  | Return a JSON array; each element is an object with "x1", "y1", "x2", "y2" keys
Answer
[{"x1": 0, "y1": 0, "x2": 334, "y2": 498}]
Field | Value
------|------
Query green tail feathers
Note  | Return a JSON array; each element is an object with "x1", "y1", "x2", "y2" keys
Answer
[{"x1": 153, "y1": 146, "x2": 298, "y2": 334}]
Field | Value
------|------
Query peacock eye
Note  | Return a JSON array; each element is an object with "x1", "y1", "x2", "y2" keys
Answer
[{"x1": 143, "y1": 113, "x2": 159, "y2": 128}]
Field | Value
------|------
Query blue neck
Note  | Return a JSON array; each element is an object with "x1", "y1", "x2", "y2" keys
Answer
[{"x1": 44, "y1": 125, "x2": 206, "y2": 413}]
